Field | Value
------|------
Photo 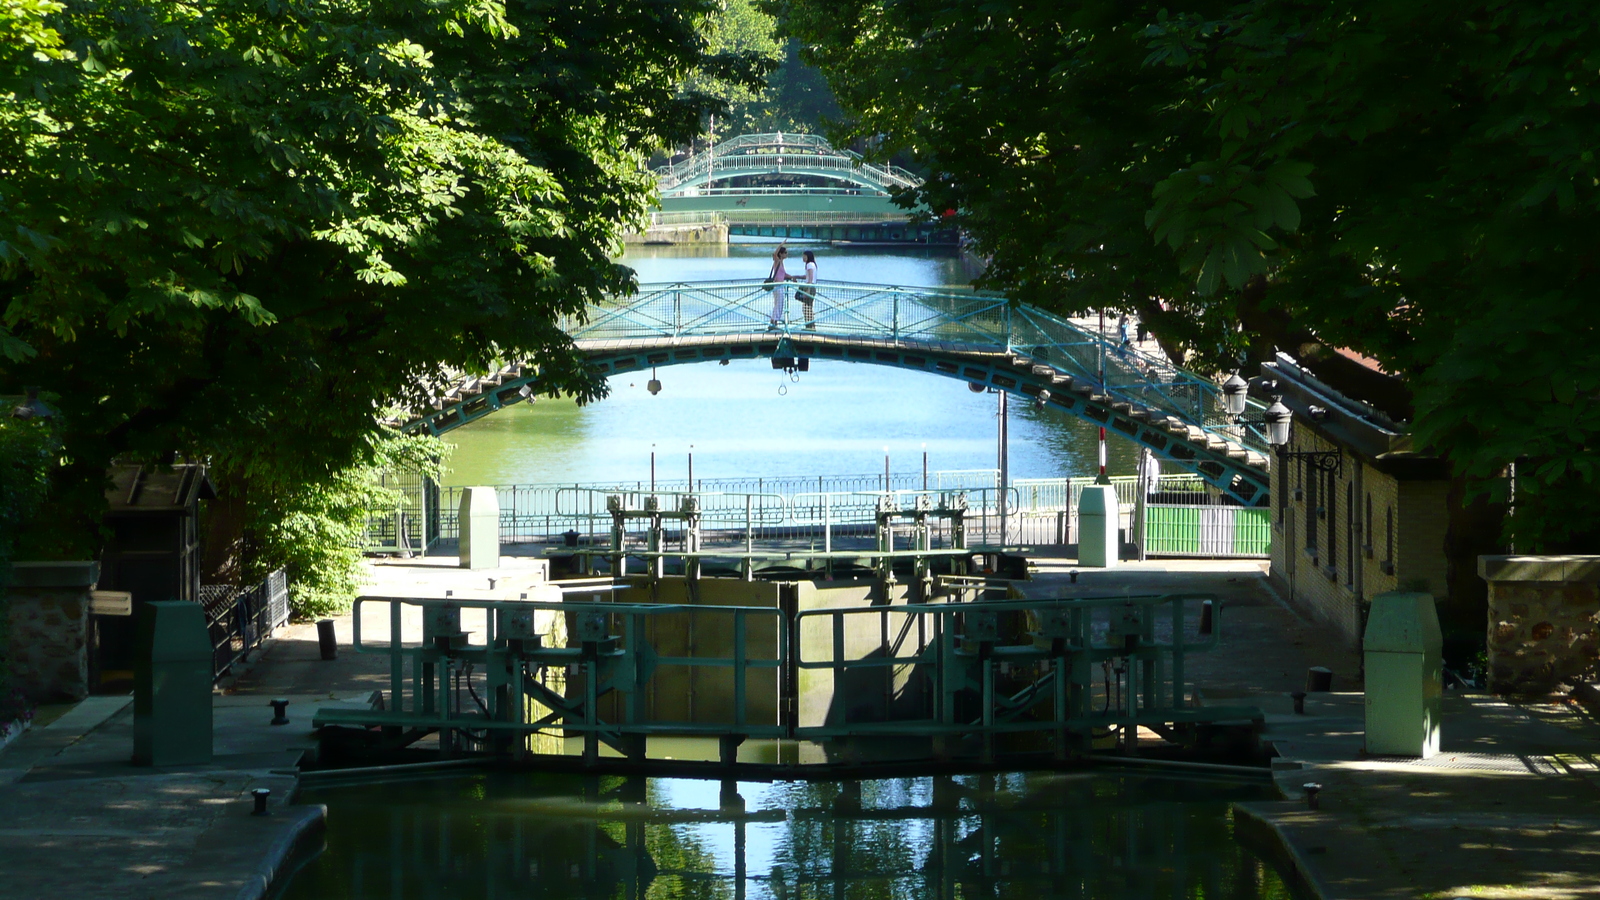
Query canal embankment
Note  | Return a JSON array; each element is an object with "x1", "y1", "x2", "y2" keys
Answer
[{"x1": 4, "y1": 557, "x2": 1600, "y2": 897}]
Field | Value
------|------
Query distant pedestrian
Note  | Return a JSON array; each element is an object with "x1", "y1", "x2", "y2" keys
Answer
[
  {"x1": 798, "y1": 250, "x2": 819, "y2": 329},
  {"x1": 1141, "y1": 448, "x2": 1163, "y2": 502},
  {"x1": 1117, "y1": 313, "x2": 1130, "y2": 358},
  {"x1": 767, "y1": 245, "x2": 794, "y2": 327}
]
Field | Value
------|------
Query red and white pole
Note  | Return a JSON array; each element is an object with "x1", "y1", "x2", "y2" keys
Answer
[{"x1": 1096, "y1": 426, "x2": 1109, "y2": 484}]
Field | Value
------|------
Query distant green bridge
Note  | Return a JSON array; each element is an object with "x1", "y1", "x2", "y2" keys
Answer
[
  {"x1": 403, "y1": 282, "x2": 1276, "y2": 506},
  {"x1": 649, "y1": 133, "x2": 951, "y2": 244},
  {"x1": 653, "y1": 133, "x2": 920, "y2": 199},
  {"x1": 642, "y1": 210, "x2": 954, "y2": 244}
]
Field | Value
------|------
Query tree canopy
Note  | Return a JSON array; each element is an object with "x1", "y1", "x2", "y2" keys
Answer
[
  {"x1": 1, "y1": 0, "x2": 757, "y2": 601},
  {"x1": 686, "y1": 0, "x2": 839, "y2": 137},
  {"x1": 777, "y1": 0, "x2": 1600, "y2": 548}
]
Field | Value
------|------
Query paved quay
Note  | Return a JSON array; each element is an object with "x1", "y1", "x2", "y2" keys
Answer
[
  {"x1": 0, "y1": 690, "x2": 327, "y2": 900},
  {"x1": 3, "y1": 555, "x2": 1598, "y2": 898},
  {"x1": 1027, "y1": 558, "x2": 1600, "y2": 900}
]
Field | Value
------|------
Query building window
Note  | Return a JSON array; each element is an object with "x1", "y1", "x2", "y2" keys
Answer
[
  {"x1": 1327, "y1": 473, "x2": 1338, "y2": 572},
  {"x1": 1384, "y1": 505, "x2": 1395, "y2": 576},
  {"x1": 1346, "y1": 482, "x2": 1355, "y2": 585},
  {"x1": 1365, "y1": 492, "x2": 1374, "y2": 558},
  {"x1": 1305, "y1": 462, "x2": 1318, "y2": 555}
]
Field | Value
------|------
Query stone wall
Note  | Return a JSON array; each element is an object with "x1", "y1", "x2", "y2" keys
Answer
[
  {"x1": 619, "y1": 223, "x2": 729, "y2": 245},
  {"x1": 4, "y1": 561, "x2": 99, "y2": 702},
  {"x1": 1480, "y1": 556, "x2": 1600, "y2": 693}
]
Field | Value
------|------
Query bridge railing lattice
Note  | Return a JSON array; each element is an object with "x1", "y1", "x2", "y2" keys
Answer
[{"x1": 566, "y1": 282, "x2": 1272, "y2": 456}]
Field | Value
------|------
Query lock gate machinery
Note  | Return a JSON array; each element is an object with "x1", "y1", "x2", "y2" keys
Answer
[
  {"x1": 312, "y1": 586, "x2": 1264, "y2": 772},
  {"x1": 581, "y1": 489, "x2": 995, "y2": 590}
]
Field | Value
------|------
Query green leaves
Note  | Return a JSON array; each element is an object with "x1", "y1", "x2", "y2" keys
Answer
[
  {"x1": 1147, "y1": 159, "x2": 1313, "y2": 294},
  {"x1": 0, "y1": 0, "x2": 729, "y2": 604},
  {"x1": 784, "y1": 0, "x2": 1600, "y2": 547}
]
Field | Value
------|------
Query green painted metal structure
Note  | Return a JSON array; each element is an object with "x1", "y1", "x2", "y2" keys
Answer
[
  {"x1": 312, "y1": 590, "x2": 1263, "y2": 768},
  {"x1": 653, "y1": 133, "x2": 921, "y2": 199},
  {"x1": 404, "y1": 281, "x2": 1276, "y2": 505},
  {"x1": 1144, "y1": 506, "x2": 1272, "y2": 557}
]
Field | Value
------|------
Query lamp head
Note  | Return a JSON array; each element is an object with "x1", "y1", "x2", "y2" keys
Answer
[
  {"x1": 1221, "y1": 373, "x2": 1249, "y2": 417},
  {"x1": 1264, "y1": 398, "x2": 1292, "y2": 447}
]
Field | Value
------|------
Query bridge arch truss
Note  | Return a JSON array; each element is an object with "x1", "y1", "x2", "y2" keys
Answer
[
  {"x1": 404, "y1": 283, "x2": 1277, "y2": 507},
  {"x1": 653, "y1": 133, "x2": 922, "y2": 199}
]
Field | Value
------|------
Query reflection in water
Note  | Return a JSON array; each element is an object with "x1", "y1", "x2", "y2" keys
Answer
[{"x1": 279, "y1": 771, "x2": 1293, "y2": 899}]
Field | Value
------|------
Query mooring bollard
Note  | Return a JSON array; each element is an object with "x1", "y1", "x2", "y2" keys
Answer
[
  {"x1": 1291, "y1": 690, "x2": 1308, "y2": 714},
  {"x1": 252, "y1": 788, "x2": 271, "y2": 815},
  {"x1": 316, "y1": 619, "x2": 337, "y2": 661},
  {"x1": 1303, "y1": 782, "x2": 1322, "y2": 810},
  {"x1": 270, "y1": 698, "x2": 289, "y2": 725},
  {"x1": 1069, "y1": 570, "x2": 1079, "y2": 584}
]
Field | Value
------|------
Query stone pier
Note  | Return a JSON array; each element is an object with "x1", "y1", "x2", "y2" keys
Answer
[{"x1": 1480, "y1": 555, "x2": 1600, "y2": 693}]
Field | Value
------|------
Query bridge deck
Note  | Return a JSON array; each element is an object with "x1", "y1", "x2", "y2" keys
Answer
[{"x1": 399, "y1": 281, "x2": 1278, "y2": 505}]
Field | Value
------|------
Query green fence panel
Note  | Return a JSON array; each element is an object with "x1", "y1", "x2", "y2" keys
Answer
[
  {"x1": 1234, "y1": 508, "x2": 1273, "y2": 556},
  {"x1": 1145, "y1": 506, "x2": 1201, "y2": 555}
]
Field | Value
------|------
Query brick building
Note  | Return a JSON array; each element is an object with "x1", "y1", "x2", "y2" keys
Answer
[{"x1": 1260, "y1": 352, "x2": 1496, "y2": 651}]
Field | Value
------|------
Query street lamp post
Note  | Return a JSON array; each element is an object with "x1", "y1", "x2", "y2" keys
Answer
[
  {"x1": 1223, "y1": 375, "x2": 1340, "y2": 474},
  {"x1": 998, "y1": 390, "x2": 1010, "y2": 545}
]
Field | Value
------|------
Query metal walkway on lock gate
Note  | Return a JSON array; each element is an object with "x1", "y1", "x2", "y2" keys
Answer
[{"x1": 311, "y1": 589, "x2": 1265, "y2": 770}]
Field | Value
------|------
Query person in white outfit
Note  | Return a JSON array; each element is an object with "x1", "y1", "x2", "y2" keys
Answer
[
  {"x1": 1140, "y1": 448, "x2": 1163, "y2": 501},
  {"x1": 798, "y1": 250, "x2": 818, "y2": 329},
  {"x1": 767, "y1": 245, "x2": 793, "y2": 327}
]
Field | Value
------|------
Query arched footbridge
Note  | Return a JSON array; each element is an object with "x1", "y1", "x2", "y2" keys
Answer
[
  {"x1": 653, "y1": 133, "x2": 921, "y2": 199},
  {"x1": 402, "y1": 283, "x2": 1277, "y2": 506}
]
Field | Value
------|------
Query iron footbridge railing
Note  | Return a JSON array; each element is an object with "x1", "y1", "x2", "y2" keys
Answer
[
  {"x1": 400, "y1": 281, "x2": 1276, "y2": 505},
  {"x1": 653, "y1": 132, "x2": 922, "y2": 196}
]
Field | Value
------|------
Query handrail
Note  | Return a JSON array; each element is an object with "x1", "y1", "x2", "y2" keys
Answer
[
  {"x1": 653, "y1": 132, "x2": 923, "y2": 194},
  {"x1": 563, "y1": 280, "x2": 1272, "y2": 456}
]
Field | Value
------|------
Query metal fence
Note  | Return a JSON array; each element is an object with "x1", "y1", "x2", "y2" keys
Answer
[
  {"x1": 364, "y1": 470, "x2": 440, "y2": 555},
  {"x1": 367, "y1": 470, "x2": 1268, "y2": 559},
  {"x1": 199, "y1": 568, "x2": 289, "y2": 682}
]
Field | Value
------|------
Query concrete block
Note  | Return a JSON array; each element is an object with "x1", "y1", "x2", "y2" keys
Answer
[
  {"x1": 1363, "y1": 591, "x2": 1442, "y2": 757},
  {"x1": 1077, "y1": 485, "x2": 1119, "y2": 568},
  {"x1": 459, "y1": 486, "x2": 501, "y2": 570}
]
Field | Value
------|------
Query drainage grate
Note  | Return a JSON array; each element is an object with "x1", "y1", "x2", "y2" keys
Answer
[{"x1": 1395, "y1": 753, "x2": 1566, "y2": 776}]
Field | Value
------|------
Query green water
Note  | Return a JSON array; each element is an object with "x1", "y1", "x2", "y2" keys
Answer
[
  {"x1": 278, "y1": 770, "x2": 1295, "y2": 899},
  {"x1": 441, "y1": 244, "x2": 1142, "y2": 489}
]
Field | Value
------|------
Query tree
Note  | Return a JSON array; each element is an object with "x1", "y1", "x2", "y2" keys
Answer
[
  {"x1": 687, "y1": 0, "x2": 784, "y2": 136},
  {"x1": 684, "y1": 0, "x2": 839, "y2": 138},
  {"x1": 1, "y1": 0, "x2": 760, "y2": 609},
  {"x1": 776, "y1": 0, "x2": 1600, "y2": 549}
]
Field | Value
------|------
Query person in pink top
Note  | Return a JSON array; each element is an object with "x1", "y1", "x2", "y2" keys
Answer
[{"x1": 767, "y1": 245, "x2": 794, "y2": 327}]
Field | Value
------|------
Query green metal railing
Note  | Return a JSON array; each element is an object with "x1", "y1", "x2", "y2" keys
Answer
[
  {"x1": 319, "y1": 590, "x2": 1264, "y2": 766},
  {"x1": 792, "y1": 593, "x2": 1257, "y2": 746},
  {"x1": 565, "y1": 281, "x2": 1274, "y2": 458},
  {"x1": 654, "y1": 132, "x2": 922, "y2": 195}
]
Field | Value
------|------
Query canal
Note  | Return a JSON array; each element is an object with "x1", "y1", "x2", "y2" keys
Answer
[
  {"x1": 442, "y1": 243, "x2": 1145, "y2": 489},
  {"x1": 286, "y1": 241, "x2": 1298, "y2": 898},
  {"x1": 276, "y1": 769, "x2": 1295, "y2": 899}
]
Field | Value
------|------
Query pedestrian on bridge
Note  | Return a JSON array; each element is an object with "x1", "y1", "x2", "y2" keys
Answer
[
  {"x1": 798, "y1": 250, "x2": 819, "y2": 330},
  {"x1": 767, "y1": 245, "x2": 795, "y2": 327}
]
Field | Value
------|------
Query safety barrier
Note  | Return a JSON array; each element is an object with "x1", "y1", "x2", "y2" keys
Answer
[{"x1": 199, "y1": 568, "x2": 289, "y2": 681}]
